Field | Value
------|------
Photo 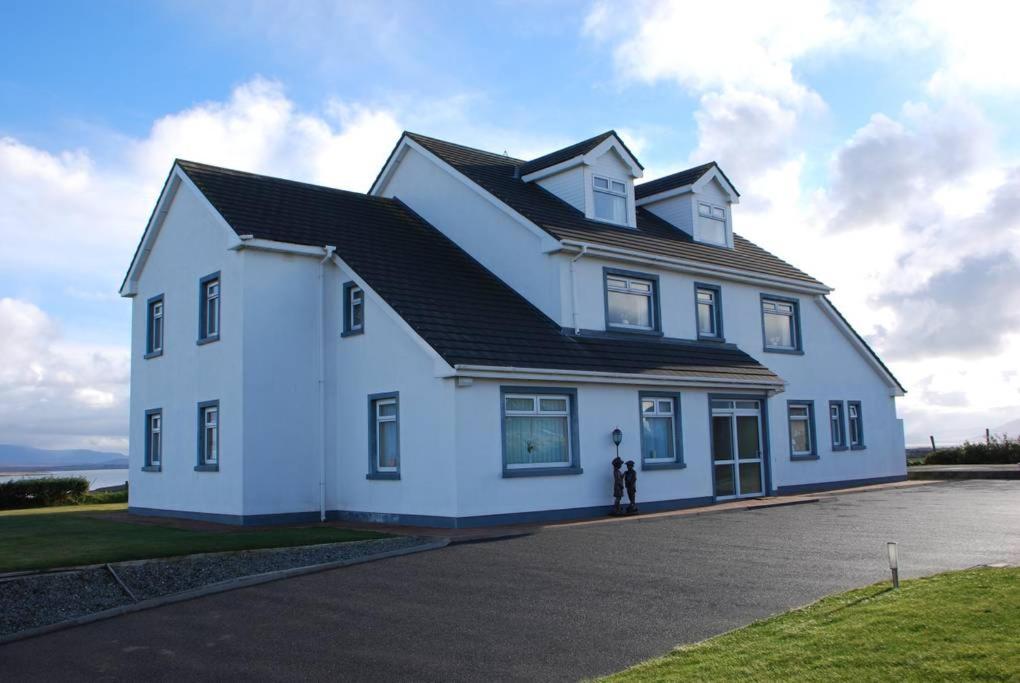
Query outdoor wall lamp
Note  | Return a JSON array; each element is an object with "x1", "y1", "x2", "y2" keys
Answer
[
  {"x1": 611, "y1": 428, "x2": 623, "y2": 460},
  {"x1": 887, "y1": 542, "x2": 899, "y2": 589}
]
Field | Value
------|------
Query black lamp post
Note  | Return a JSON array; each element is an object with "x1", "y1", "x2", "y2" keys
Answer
[{"x1": 612, "y1": 427, "x2": 623, "y2": 461}]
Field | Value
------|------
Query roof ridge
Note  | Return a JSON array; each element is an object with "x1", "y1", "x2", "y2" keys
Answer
[
  {"x1": 175, "y1": 159, "x2": 396, "y2": 204},
  {"x1": 402, "y1": 132, "x2": 525, "y2": 164}
]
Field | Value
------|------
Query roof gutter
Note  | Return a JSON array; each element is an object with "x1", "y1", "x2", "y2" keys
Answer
[
  {"x1": 558, "y1": 240, "x2": 832, "y2": 295},
  {"x1": 449, "y1": 364, "x2": 786, "y2": 393}
]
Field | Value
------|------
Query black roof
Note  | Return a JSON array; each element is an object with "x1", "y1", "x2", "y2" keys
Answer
[
  {"x1": 176, "y1": 160, "x2": 781, "y2": 384},
  {"x1": 405, "y1": 133, "x2": 825, "y2": 288},
  {"x1": 635, "y1": 162, "x2": 740, "y2": 199},
  {"x1": 518, "y1": 130, "x2": 643, "y2": 176}
]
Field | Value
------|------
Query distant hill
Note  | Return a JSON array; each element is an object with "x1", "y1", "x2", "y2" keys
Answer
[
  {"x1": 990, "y1": 418, "x2": 1020, "y2": 438},
  {"x1": 0, "y1": 444, "x2": 128, "y2": 472}
]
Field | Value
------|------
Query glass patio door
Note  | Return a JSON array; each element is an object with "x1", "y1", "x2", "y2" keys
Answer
[{"x1": 711, "y1": 400, "x2": 765, "y2": 499}]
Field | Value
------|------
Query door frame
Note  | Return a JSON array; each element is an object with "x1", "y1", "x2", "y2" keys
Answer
[{"x1": 707, "y1": 393, "x2": 774, "y2": 500}]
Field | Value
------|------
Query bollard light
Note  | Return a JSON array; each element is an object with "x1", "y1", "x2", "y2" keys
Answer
[{"x1": 887, "y1": 542, "x2": 900, "y2": 589}]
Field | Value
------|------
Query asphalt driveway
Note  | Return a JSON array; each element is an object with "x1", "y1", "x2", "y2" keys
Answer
[{"x1": 2, "y1": 480, "x2": 1018, "y2": 681}]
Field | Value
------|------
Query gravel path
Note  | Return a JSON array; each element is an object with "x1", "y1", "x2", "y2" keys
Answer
[{"x1": 0, "y1": 536, "x2": 431, "y2": 638}]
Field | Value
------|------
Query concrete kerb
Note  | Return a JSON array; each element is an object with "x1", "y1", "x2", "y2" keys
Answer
[{"x1": 0, "y1": 538, "x2": 449, "y2": 647}]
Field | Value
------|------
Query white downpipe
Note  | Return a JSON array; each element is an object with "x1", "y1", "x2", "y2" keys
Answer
[
  {"x1": 317, "y1": 245, "x2": 336, "y2": 522},
  {"x1": 569, "y1": 244, "x2": 588, "y2": 334}
]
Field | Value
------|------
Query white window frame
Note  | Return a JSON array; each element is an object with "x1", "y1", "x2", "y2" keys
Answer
[
  {"x1": 592, "y1": 174, "x2": 628, "y2": 225},
  {"x1": 848, "y1": 403, "x2": 862, "y2": 447},
  {"x1": 830, "y1": 404, "x2": 843, "y2": 447},
  {"x1": 205, "y1": 280, "x2": 220, "y2": 338},
  {"x1": 698, "y1": 202, "x2": 726, "y2": 221},
  {"x1": 606, "y1": 274, "x2": 656, "y2": 331},
  {"x1": 788, "y1": 403, "x2": 813, "y2": 456},
  {"x1": 640, "y1": 397, "x2": 676, "y2": 463},
  {"x1": 374, "y1": 397, "x2": 399, "y2": 473},
  {"x1": 148, "y1": 412, "x2": 161, "y2": 467},
  {"x1": 201, "y1": 406, "x2": 218, "y2": 465},
  {"x1": 150, "y1": 300, "x2": 163, "y2": 353},
  {"x1": 503, "y1": 393, "x2": 573, "y2": 470},
  {"x1": 762, "y1": 298, "x2": 798, "y2": 351},
  {"x1": 696, "y1": 287, "x2": 720, "y2": 338},
  {"x1": 350, "y1": 286, "x2": 364, "y2": 332}
]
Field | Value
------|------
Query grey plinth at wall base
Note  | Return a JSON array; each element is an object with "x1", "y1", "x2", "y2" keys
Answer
[{"x1": 774, "y1": 474, "x2": 907, "y2": 495}]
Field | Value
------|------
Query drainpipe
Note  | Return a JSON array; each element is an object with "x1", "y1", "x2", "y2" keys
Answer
[
  {"x1": 569, "y1": 244, "x2": 588, "y2": 334},
  {"x1": 317, "y1": 245, "x2": 336, "y2": 522}
]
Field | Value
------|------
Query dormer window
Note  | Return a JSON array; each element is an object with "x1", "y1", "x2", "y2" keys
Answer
[
  {"x1": 593, "y1": 175, "x2": 627, "y2": 224},
  {"x1": 698, "y1": 202, "x2": 726, "y2": 221}
]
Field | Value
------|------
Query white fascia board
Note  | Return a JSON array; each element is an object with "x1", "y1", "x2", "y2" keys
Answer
[
  {"x1": 582, "y1": 136, "x2": 643, "y2": 179},
  {"x1": 816, "y1": 296, "x2": 905, "y2": 396},
  {"x1": 368, "y1": 141, "x2": 408, "y2": 196},
  {"x1": 119, "y1": 165, "x2": 243, "y2": 297},
  {"x1": 379, "y1": 137, "x2": 562, "y2": 253},
  {"x1": 634, "y1": 184, "x2": 695, "y2": 206},
  {"x1": 559, "y1": 240, "x2": 832, "y2": 295},
  {"x1": 692, "y1": 166, "x2": 740, "y2": 203},
  {"x1": 520, "y1": 156, "x2": 585, "y2": 182},
  {"x1": 451, "y1": 364, "x2": 786, "y2": 392}
]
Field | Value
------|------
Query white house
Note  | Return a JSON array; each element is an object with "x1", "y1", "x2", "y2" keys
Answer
[{"x1": 120, "y1": 130, "x2": 907, "y2": 526}]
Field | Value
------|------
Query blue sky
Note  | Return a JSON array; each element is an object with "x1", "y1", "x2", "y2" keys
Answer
[{"x1": 1, "y1": 0, "x2": 1018, "y2": 450}]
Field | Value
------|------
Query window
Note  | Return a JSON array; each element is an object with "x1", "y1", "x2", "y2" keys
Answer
[
  {"x1": 342, "y1": 281, "x2": 364, "y2": 337},
  {"x1": 787, "y1": 401, "x2": 817, "y2": 459},
  {"x1": 640, "y1": 393, "x2": 684, "y2": 469},
  {"x1": 829, "y1": 401, "x2": 847, "y2": 450},
  {"x1": 144, "y1": 409, "x2": 162, "y2": 470},
  {"x1": 198, "y1": 272, "x2": 220, "y2": 344},
  {"x1": 695, "y1": 284, "x2": 723, "y2": 340},
  {"x1": 761, "y1": 296, "x2": 801, "y2": 352},
  {"x1": 604, "y1": 269, "x2": 659, "y2": 333},
  {"x1": 698, "y1": 202, "x2": 726, "y2": 221},
  {"x1": 501, "y1": 388, "x2": 580, "y2": 476},
  {"x1": 848, "y1": 401, "x2": 864, "y2": 449},
  {"x1": 368, "y1": 393, "x2": 400, "y2": 479},
  {"x1": 196, "y1": 401, "x2": 219, "y2": 470},
  {"x1": 146, "y1": 294, "x2": 164, "y2": 357},
  {"x1": 593, "y1": 175, "x2": 627, "y2": 224}
]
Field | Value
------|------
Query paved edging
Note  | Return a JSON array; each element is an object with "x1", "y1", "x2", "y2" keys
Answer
[
  {"x1": 908, "y1": 466, "x2": 1020, "y2": 480},
  {"x1": 0, "y1": 538, "x2": 449, "y2": 647}
]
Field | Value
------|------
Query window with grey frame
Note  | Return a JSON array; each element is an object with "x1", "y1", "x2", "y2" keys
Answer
[
  {"x1": 369, "y1": 394, "x2": 399, "y2": 477},
  {"x1": 343, "y1": 282, "x2": 364, "y2": 336},
  {"x1": 503, "y1": 393, "x2": 573, "y2": 470},
  {"x1": 829, "y1": 401, "x2": 847, "y2": 450},
  {"x1": 848, "y1": 401, "x2": 864, "y2": 449},
  {"x1": 640, "y1": 394, "x2": 683, "y2": 468},
  {"x1": 605, "y1": 273, "x2": 656, "y2": 332},
  {"x1": 788, "y1": 402, "x2": 816, "y2": 458},
  {"x1": 145, "y1": 410, "x2": 162, "y2": 469},
  {"x1": 762, "y1": 297, "x2": 799, "y2": 351},
  {"x1": 695, "y1": 285, "x2": 723, "y2": 340},
  {"x1": 198, "y1": 274, "x2": 220, "y2": 343},
  {"x1": 146, "y1": 295, "x2": 164, "y2": 356},
  {"x1": 592, "y1": 175, "x2": 627, "y2": 224},
  {"x1": 198, "y1": 403, "x2": 219, "y2": 467}
]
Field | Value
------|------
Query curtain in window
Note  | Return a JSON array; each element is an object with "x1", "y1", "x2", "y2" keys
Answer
[
  {"x1": 641, "y1": 417, "x2": 674, "y2": 461},
  {"x1": 378, "y1": 420, "x2": 398, "y2": 468},
  {"x1": 505, "y1": 416, "x2": 569, "y2": 465}
]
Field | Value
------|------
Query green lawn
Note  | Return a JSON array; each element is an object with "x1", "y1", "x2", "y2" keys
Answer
[
  {"x1": 0, "y1": 503, "x2": 387, "y2": 572},
  {"x1": 604, "y1": 567, "x2": 1020, "y2": 682}
]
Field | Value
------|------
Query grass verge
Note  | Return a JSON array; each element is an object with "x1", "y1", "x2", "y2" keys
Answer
[
  {"x1": 603, "y1": 566, "x2": 1019, "y2": 682},
  {"x1": 0, "y1": 504, "x2": 387, "y2": 572}
]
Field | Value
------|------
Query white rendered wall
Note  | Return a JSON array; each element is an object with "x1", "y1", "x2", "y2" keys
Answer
[
  {"x1": 324, "y1": 263, "x2": 459, "y2": 519},
  {"x1": 128, "y1": 184, "x2": 245, "y2": 516},
  {"x1": 562, "y1": 253, "x2": 905, "y2": 489},
  {"x1": 376, "y1": 146, "x2": 563, "y2": 322}
]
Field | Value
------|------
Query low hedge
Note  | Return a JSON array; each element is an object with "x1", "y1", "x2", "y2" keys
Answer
[
  {"x1": 924, "y1": 435, "x2": 1020, "y2": 465},
  {"x1": 0, "y1": 476, "x2": 90, "y2": 510}
]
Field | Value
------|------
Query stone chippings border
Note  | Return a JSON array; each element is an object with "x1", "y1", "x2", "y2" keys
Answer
[{"x1": 0, "y1": 536, "x2": 440, "y2": 641}]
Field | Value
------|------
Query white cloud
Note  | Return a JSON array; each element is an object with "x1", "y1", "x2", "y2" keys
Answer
[{"x1": 0, "y1": 298, "x2": 129, "y2": 451}]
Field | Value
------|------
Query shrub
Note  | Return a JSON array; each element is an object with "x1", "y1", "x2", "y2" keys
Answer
[
  {"x1": 0, "y1": 476, "x2": 90, "y2": 510},
  {"x1": 924, "y1": 435, "x2": 1020, "y2": 465}
]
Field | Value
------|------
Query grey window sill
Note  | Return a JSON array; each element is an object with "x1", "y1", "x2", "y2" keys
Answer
[
  {"x1": 697, "y1": 335, "x2": 726, "y2": 343},
  {"x1": 790, "y1": 453, "x2": 820, "y2": 461},
  {"x1": 194, "y1": 464, "x2": 219, "y2": 472},
  {"x1": 642, "y1": 461, "x2": 687, "y2": 471},
  {"x1": 341, "y1": 328, "x2": 364, "y2": 338},
  {"x1": 503, "y1": 466, "x2": 583, "y2": 478},
  {"x1": 366, "y1": 471, "x2": 400, "y2": 480},
  {"x1": 196, "y1": 335, "x2": 220, "y2": 346},
  {"x1": 832, "y1": 445, "x2": 849, "y2": 452},
  {"x1": 141, "y1": 465, "x2": 162, "y2": 472},
  {"x1": 763, "y1": 347, "x2": 804, "y2": 355},
  {"x1": 606, "y1": 327, "x2": 663, "y2": 338},
  {"x1": 144, "y1": 350, "x2": 163, "y2": 360},
  {"x1": 851, "y1": 444, "x2": 867, "y2": 451}
]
